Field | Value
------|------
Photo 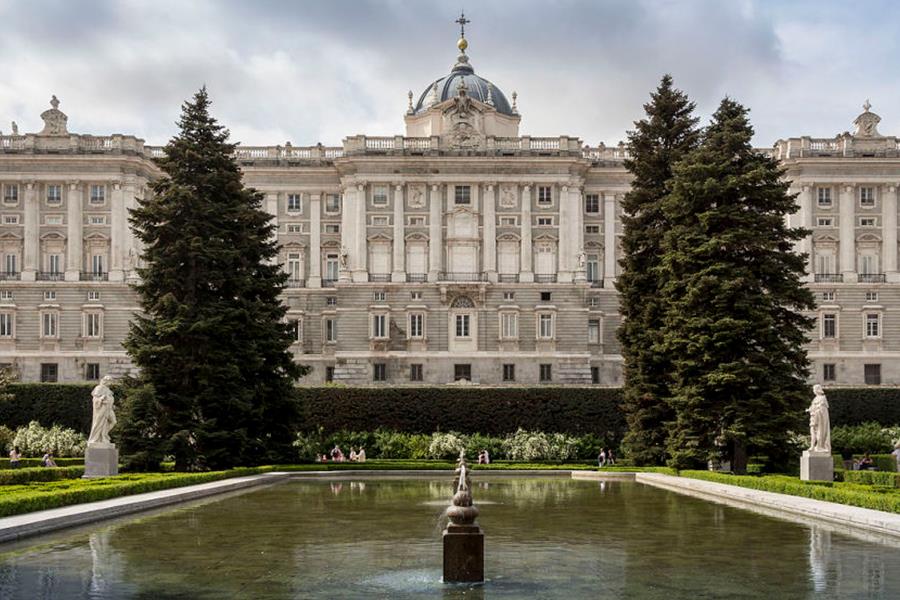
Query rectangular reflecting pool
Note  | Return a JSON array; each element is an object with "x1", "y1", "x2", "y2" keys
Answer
[{"x1": 1, "y1": 477, "x2": 899, "y2": 599}]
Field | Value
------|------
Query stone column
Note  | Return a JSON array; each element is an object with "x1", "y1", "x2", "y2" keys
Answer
[
  {"x1": 65, "y1": 182, "x2": 83, "y2": 281},
  {"x1": 558, "y1": 185, "x2": 573, "y2": 282},
  {"x1": 108, "y1": 182, "x2": 127, "y2": 281},
  {"x1": 603, "y1": 191, "x2": 617, "y2": 286},
  {"x1": 428, "y1": 184, "x2": 442, "y2": 281},
  {"x1": 339, "y1": 185, "x2": 353, "y2": 282},
  {"x1": 839, "y1": 184, "x2": 856, "y2": 282},
  {"x1": 798, "y1": 185, "x2": 814, "y2": 282},
  {"x1": 392, "y1": 183, "x2": 405, "y2": 282},
  {"x1": 309, "y1": 193, "x2": 322, "y2": 287},
  {"x1": 22, "y1": 182, "x2": 38, "y2": 281},
  {"x1": 352, "y1": 183, "x2": 368, "y2": 282},
  {"x1": 884, "y1": 185, "x2": 898, "y2": 282},
  {"x1": 574, "y1": 186, "x2": 586, "y2": 282},
  {"x1": 483, "y1": 183, "x2": 497, "y2": 282},
  {"x1": 520, "y1": 184, "x2": 533, "y2": 283}
]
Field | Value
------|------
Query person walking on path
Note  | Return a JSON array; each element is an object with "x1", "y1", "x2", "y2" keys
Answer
[{"x1": 8, "y1": 446, "x2": 20, "y2": 469}]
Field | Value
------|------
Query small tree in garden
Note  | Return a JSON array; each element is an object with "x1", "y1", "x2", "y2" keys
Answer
[
  {"x1": 125, "y1": 88, "x2": 307, "y2": 470},
  {"x1": 658, "y1": 98, "x2": 815, "y2": 472}
]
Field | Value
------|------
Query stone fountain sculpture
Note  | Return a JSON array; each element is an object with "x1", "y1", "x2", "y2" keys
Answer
[
  {"x1": 443, "y1": 449, "x2": 484, "y2": 583},
  {"x1": 84, "y1": 375, "x2": 119, "y2": 478},
  {"x1": 801, "y1": 384, "x2": 833, "y2": 482}
]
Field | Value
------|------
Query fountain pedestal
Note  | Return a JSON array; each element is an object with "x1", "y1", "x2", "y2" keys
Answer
[{"x1": 443, "y1": 523, "x2": 484, "y2": 583}]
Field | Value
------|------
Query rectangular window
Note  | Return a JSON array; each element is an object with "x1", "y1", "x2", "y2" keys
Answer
[
  {"x1": 537, "y1": 217, "x2": 554, "y2": 226},
  {"x1": 503, "y1": 292, "x2": 515, "y2": 301},
  {"x1": 454, "y1": 364, "x2": 472, "y2": 381},
  {"x1": 455, "y1": 314, "x2": 470, "y2": 338},
  {"x1": 324, "y1": 318, "x2": 337, "y2": 343},
  {"x1": 587, "y1": 255, "x2": 600, "y2": 282},
  {"x1": 823, "y1": 363, "x2": 836, "y2": 382},
  {"x1": 325, "y1": 366, "x2": 334, "y2": 383},
  {"x1": 371, "y1": 215, "x2": 390, "y2": 226},
  {"x1": 539, "y1": 363, "x2": 552, "y2": 382},
  {"x1": 815, "y1": 252, "x2": 835, "y2": 275},
  {"x1": 454, "y1": 185, "x2": 471, "y2": 205},
  {"x1": 292, "y1": 319, "x2": 303, "y2": 343},
  {"x1": 865, "y1": 313, "x2": 880, "y2": 338},
  {"x1": 0, "y1": 290, "x2": 11, "y2": 300},
  {"x1": 588, "y1": 296, "x2": 600, "y2": 308},
  {"x1": 325, "y1": 296, "x2": 337, "y2": 307},
  {"x1": 287, "y1": 194, "x2": 302, "y2": 212},
  {"x1": 324, "y1": 255, "x2": 339, "y2": 281},
  {"x1": 502, "y1": 364, "x2": 515, "y2": 382},
  {"x1": 822, "y1": 291, "x2": 835, "y2": 302},
  {"x1": 859, "y1": 217, "x2": 877, "y2": 227},
  {"x1": 817, "y1": 187, "x2": 832, "y2": 207},
  {"x1": 89, "y1": 185, "x2": 105, "y2": 204},
  {"x1": 91, "y1": 255, "x2": 104, "y2": 275},
  {"x1": 410, "y1": 363, "x2": 423, "y2": 382},
  {"x1": 500, "y1": 313, "x2": 518, "y2": 339},
  {"x1": 499, "y1": 216, "x2": 518, "y2": 226},
  {"x1": 88, "y1": 291, "x2": 100, "y2": 301},
  {"x1": 48, "y1": 254, "x2": 61, "y2": 274},
  {"x1": 585, "y1": 225, "x2": 600, "y2": 234},
  {"x1": 373, "y1": 363, "x2": 387, "y2": 382},
  {"x1": 860, "y1": 187, "x2": 875, "y2": 207},
  {"x1": 286, "y1": 223, "x2": 303, "y2": 233},
  {"x1": 540, "y1": 292, "x2": 551, "y2": 302},
  {"x1": 408, "y1": 216, "x2": 426, "y2": 226},
  {"x1": 325, "y1": 194, "x2": 341, "y2": 213},
  {"x1": 40, "y1": 363, "x2": 58, "y2": 383},
  {"x1": 591, "y1": 366, "x2": 600, "y2": 384},
  {"x1": 5, "y1": 253, "x2": 18, "y2": 275},
  {"x1": 864, "y1": 364, "x2": 881, "y2": 385},
  {"x1": 537, "y1": 186, "x2": 552, "y2": 205},
  {"x1": 46, "y1": 185, "x2": 61, "y2": 204},
  {"x1": 588, "y1": 319, "x2": 600, "y2": 344},
  {"x1": 864, "y1": 292, "x2": 878, "y2": 303},
  {"x1": 3, "y1": 215, "x2": 19, "y2": 225},
  {"x1": 286, "y1": 252, "x2": 303, "y2": 282},
  {"x1": 46, "y1": 215, "x2": 65, "y2": 224},
  {"x1": 816, "y1": 217, "x2": 833, "y2": 227},
  {"x1": 538, "y1": 313, "x2": 554, "y2": 339},
  {"x1": 372, "y1": 186, "x2": 389, "y2": 206},
  {"x1": 409, "y1": 313, "x2": 424, "y2": 338},
  {"x1": 3, "y1": 184, "x2": 18, "y2": 204},
  {"x1": 0, "y1": 313, "x2": 12, "y2": 337},
  {"x1": 410, "y1": 291, "x2": 422, "y2": 300},
  {"x1": 43, "y1": 291, "x2": 56, "y2": 301},
  {"x1": 373, "y1": 291, "x2": 386, "y2": 302},
  {"x1": 41, "y1": 312, "x2": 57, "y2": 338},
  {"x1": 84, "y1": 313, "x2": 101, "y2": 338},
  {"x1": 860, "y1": 256, "x2": 878, "y2": 279},
  {"x1": 585, "y1": 194, "x2": 600, "y2": 213},
  {"x1": 324, "y1": 224, "x2": 341, "y2": 234},
  {"x1": 85, "y1": 363, "x2": 100, "y2": 381},
  {"x1": 372, "y1": 314, "x2": 388, "y2": 338},
  {"x1": 822, "y1": 314, "x2": 836, "y2": 338}
]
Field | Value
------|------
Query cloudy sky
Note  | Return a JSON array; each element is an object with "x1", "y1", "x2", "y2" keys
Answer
[{"x1": 0, "y1": 0, "x2": 896, "y2": 147}]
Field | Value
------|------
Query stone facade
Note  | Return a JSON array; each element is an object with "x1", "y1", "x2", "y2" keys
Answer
[{"x1": 0, "y1": 45, "x2": 897, "y2": 386}]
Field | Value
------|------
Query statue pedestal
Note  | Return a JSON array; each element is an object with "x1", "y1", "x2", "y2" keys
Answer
[
  {"x1": 443, "y1": 523, "x2": 484, "y2": 583},
  {"x1": 800, "y1": 450, "x2": 833, "y2": 482},
  {"x1": 84, "y1": 443, "x2": 119, "y2": 478}
]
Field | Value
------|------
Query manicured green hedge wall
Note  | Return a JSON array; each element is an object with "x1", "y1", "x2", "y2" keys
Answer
[
  {"x1": 828, "y1": 388, "x2": 900, "y2": 426},
  {"x1": 0, "y1": 384, "x2": 95, "y2": 433},
  {"x1": 296, "y1": 387, "x2": 626, "y2": 438}
]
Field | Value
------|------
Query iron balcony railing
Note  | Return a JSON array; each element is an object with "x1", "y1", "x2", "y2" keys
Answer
[
  {"x1": 0, "y1": 271, "x2": 19, "y2": 281},
  {"x1": 80, "y1": 272, "x2": 109, "y2": 282},
  {"x1": 814, "y1": 273, "x2": 843, "y2": 283},
  {"x1": 589, "y1": 279, "x2": 604, "y2": 288},
  {"x1": 534, "y1": 274, "x2": 558, "y2": 283},
  {"x1": 497, "y1": 274, "x2": 519, "y2": 283},
  {"x1": 406, "y1": 273, "x2": 427, "y2": 283},
  {"x1": 439, "y1": 272, "x2": 486, "y2": 282},
  {"x1": 858, "y1": 273, "x2": 886, "y2": 283},
  {"x1": 368, "y1": 274, "x2": 391, "y2": 282},
  {"x1": 36, "y1": 272, "x2": 64, "y2": 281},
  {"x1": 285, "y1": 278, "x2": 306, "y2": 288},
  {"x1": 321, "y1": 278, "x2": 338, "y2": 287}
]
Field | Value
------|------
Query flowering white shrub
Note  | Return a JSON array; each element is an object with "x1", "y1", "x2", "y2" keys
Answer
[
  {"x1": 428, "y1": 432, "x2": 467, "y2": 459},
  {"x1": 12, "y1": 421, "x2": 86, "y2": 457},
  {"x1": 502, "y1": 429, "x2": 578, "y2": 461}
]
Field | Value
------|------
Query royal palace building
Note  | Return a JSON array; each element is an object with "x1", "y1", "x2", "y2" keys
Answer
[{"x1": 0, "y1": 32, "x2": 899, "y2": 386}]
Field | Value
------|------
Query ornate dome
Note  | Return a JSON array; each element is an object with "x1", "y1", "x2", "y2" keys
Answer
[{"x1": 412, "y1": 53, "x2": 516, "y2": 117}]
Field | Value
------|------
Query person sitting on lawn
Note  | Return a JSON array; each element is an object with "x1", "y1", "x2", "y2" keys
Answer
[
  {"x1": 330, "y1": 445, "x2": 344, "y2": 462},
  {"x1": 858, "y1": 453, "x2": 875, "y2": 470},
  {"x1": 357, "y1": 447, "x2": 366, "y2": 462},
  {"x1": 349, "y1": 448, "x2": 358, "y2": 462}
]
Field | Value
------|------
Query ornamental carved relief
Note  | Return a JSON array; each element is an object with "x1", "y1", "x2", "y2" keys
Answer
[
  {"x1": 408, "y1": 184, "x2": 426, "y2": 208},
  {"x1": 499, "y1": 185, "x2": 517, "y2": 208}
]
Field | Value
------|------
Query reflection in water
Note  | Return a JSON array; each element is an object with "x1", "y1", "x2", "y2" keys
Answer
[{"x1": 1, "y1": 479, "x2": 900, "y2": 599}]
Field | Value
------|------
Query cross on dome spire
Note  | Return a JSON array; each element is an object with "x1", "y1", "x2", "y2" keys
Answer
[{"x1": 455, "y1": 12, "x2": 470, "y2": 53}]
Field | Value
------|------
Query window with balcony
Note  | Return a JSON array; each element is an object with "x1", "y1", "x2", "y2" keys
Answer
[
  {"x1": 587, "y1": 254, "x2": 600, "y2": 283},
  {"x1": 454, "y1": 185, "x2": 471, "y2": 205},
  {"x1": 537, "y1": 186, "x2": 552, "y2": 205},
  {"x1": 286, "y1": 252, "x2": 303, "y2": 283},
  {"x1": 372, "y1": 314, "x2": 388, "y2": 338},
  {"x1": 373, "y1": 186, "x2": 389, "y2": 206},
  {"x1": 287, "y1": 194, "x2": 302, "y2": 212},
  {"x1": 410, "y1": 364, "x2": 423, "y2": 382},
  {"x1": 325, "y1": 194, "x2": 341, "y2": 214},
  {"x1": 817, "y1": 187, "x2": 832, "y2": 207},
  {"x1": 502, "y1": 364, "x2": 515, "y2": 382},
  {"x1": 47, "y1": 254, "x2": 62, "y2": 276},
  {"x1": 585, "y1": 194, "x2": 600, "y2": 213},
  {"x1": 500, "y1": 312, "x2": 518, "y2": 339},
  {"x1": 821, "y1": 313, "x2": 836, "y2": 338},
  {"x1": 91, "y1": 255, "x2": 105, "y2": 276},
  {"x1": 539, "y1": 363, "x2": 552, "y2": 382},
  {"x1": 823, "y1": 363, "x2": 836, "y2": 382},
  {"x1": 860, "y1": 187, "x2": 875, "y2": 207},
  {"x1": 4, "y1": 253, "x2": 19, "y2": 277},
  {"x1": 408, "y1": 313, "x2": 424, "y2": 338},
  {"x1": 865, "y1": 313, "x2": 881, "y2": 338},
  {"x1": 89, "y1": 185, "x2": 105, "y2": 205},
  {"x1": 46, "y1": 185, "x2": 61, "y2": 205},
  {"x1": 864, "y1": 363, "x2": 881, "y2": 385},
  {"x1": 324, "y1": 254, "x2": 339, "y2": 282}
]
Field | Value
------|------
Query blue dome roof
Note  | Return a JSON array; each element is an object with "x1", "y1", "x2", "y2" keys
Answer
[{"x1": 413, "y1": 55, "x2": 514, "y2": 117}]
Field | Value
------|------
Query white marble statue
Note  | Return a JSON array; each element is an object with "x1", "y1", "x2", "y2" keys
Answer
[
  {"x1": 339, "y1": 246, "x2": 349, "y2": 269},
  {"x1": 807, "y1": 384, "x2": 831, "y2": 453},
  {"x1": 87, "y1": 375, "x2": 117, "y2": 445},
  {"x1": 576, "y1": 249, "x2": 586, "y2": 270}
]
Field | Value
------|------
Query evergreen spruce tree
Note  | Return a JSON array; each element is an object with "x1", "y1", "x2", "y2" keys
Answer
[
  {"x1": 659, "y1": 98, "x2": 815, "y2": 472},
  {"x1": 125, "y1": 88, "x2": 307, "y2": 470},
  {"x1": 616, "y1": 75, "x2": 700, "y2": 465}
]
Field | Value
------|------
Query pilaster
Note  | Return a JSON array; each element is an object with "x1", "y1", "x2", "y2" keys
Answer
[
  {"x1": 65, "y1": 181, "x2": 82, "y2": 281},
  {"x1": 839, "y1": 184, "x2": 856, "y2": 282},
  {"x1": 603, "y1": 191, "x2": 616, "y2": 286},
  {"x1": 557, "y1": 185, "x2": 573, "y2": 283},
  {"x1": 885, "y1": 185, "x2": 898, "y2": 282},
  {"x1": 519, "y1": 184, "x2": 533, "y2": 283},
  {"x1": 428, "y1": 184, "x2": 442, "y2": 282},
  {"x1": 392, "y1": 183, "x2": 405, "y2": 282},
  {"x1": 309, "y1": 193, "x2": 322, "y2": 287},
  {"x1": 352, "y1": 183, "x2": 368, "y2": 283},
  {"x1": 483, "y1": 183, "x2": 497, "y2": 282},
  {"x1": 22, "y1": 182, "x2": 38, "y2": 281},
  {"x1": 108, "y1": 182, "x2": 126, "y2": 281},
  {"x1": 339, "y1": 185, "x2": 354, "y2": 282},
  {"x1": 799, "y1": 185, "x2": 814, "y2": 282},
  {"x1": 574, "y1": 186, "x2": 586, "y2": 282}
]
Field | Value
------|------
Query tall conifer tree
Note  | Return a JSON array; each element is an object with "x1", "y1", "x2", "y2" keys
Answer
[
  {"x1": 126, "y1": 88, "x2": 306, "y2": 470},
  {"x1": 659, "y1": 98, "x2": 815, "y2": 472},
  {"x1": 617, "y1": 75, "x2": 700, "y2": 465}
]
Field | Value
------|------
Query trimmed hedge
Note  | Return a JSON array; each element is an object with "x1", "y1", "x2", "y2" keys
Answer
[
  {"x1": 0, "y1": 384, "x2": 94, "y2": 433},
  {"x1": 0, "y1": 457, "x2": 83, "y2": 469},
  {"x1": 842, "y1": 470, "x2": 900, "y2": 488},
  {"x1": 297, "y1": 387, "x2": 626, "y2": 438},
  {"x1": 828, "y1": 388, "x2": 900, "y2": 426},
  {"x1": 0, "y1": 466, "x2": 84, "y2": 486}
]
